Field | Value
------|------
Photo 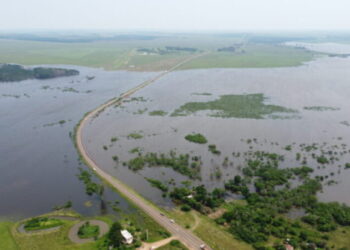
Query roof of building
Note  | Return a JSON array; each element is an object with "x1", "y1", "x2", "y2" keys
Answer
[{"x1": 121, "y1": 230, "x2": 133, "y2": 240}]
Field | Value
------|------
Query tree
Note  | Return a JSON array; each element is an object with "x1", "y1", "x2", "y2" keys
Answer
[{"x1": 107, "y1": 222, "x2": 123, "y2": 248}]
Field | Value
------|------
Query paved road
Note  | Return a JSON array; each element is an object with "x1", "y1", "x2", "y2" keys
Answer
[{"x1": 75, "y1": 53, "x2": 212, "y2": 250}]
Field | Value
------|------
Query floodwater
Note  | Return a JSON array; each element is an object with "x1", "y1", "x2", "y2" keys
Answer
[
  {"x1": 83, "y1": 55, "x2": 350, "y2": 207},
  {"x1": 0, "y1": 65, "x2": 157, "y2": 220}
]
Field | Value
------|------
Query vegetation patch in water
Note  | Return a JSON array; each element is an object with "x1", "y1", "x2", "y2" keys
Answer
[
  {"x1": 208, "y1": 144, "x2": 221, "y2": 155},
  {"x1": 127, "y1": 132, "x2": 143, "y2": 139},
  {"x1": 184, "y1": 133, "x2": 208, "y2": 144},
  {"x1": 304, "y1": 106, "x2": 340, "y2": 111},
  {"x1": 125, "y1": 151, "x2": 201, "y2": 179},
  {"x1": 149, "y1": 110, "x2": 168, "y2": 116},
  {"x1": 191, "y1": 92, "x2": 212, "y2": 96},
  {"x1": 171, "y1": 93, "x2": 297, "y2": 119},
  {"x1": 145, "y1": 178, "x2": 168, "y2": 192}
]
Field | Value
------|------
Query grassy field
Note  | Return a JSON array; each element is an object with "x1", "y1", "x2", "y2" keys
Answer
[
  {"x1": 0, "y1": 206, "x2": 169, "y2": 250},
  {"x1": 0, "y1": 222, "x2": 18, "y2": 250},
  {"x1": 193, "y1": 213, "x2": 253, "y2": 250},
  {"x1": 0, "y1": 35, "x2": 317, "y2": 71},
  {"x1": 178, "y1": 44, "x2": 316, "y2": 70},
  {"x1": 158, "y1": 240, "x2": 188, "y2": 250},
  {"x1": 165, "y1": 208, "x2": 252, "y2": 250}
]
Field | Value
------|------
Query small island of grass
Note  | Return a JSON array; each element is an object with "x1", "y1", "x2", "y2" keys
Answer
[
  {"x1": 77, "y1": 221, "x2": 100, "y2": 239},
  {"x1": 303, "y1": 106, "x2": 340, "y2": 111},
  {"x1": 127, "y1": 132, "x2": 143, "y2": 139},
  {"x1": 171, "y1": 93, "x2": 297, "y2": 119},
  {"x1": 149, "y1": 110, "x2": 168, "y2": 116},
  {"x1": 185, "y1": 133, "x2": 208, "y2": 144},
  {"x1": 24, "y1": 217, "x2": 63, "y2": 231}
]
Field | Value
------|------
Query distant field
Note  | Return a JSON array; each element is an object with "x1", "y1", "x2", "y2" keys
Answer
[
  {"x1": 0, "y1": 35, "x2": 317, "y2": 71},
  {"x1": 178, "y1": 44, "x2": 316, "y2": 70}
]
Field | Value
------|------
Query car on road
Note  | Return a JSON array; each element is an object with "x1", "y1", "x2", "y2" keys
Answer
[
  {"x1": 200, "y1": 244, "x2": 206, "y2": 249},
  {"x1": 170, "y1": 219, "x2": 175, "y2": 223},
  {"x1": 160, "y1": 213, "x2": 164, "y2": 216}
]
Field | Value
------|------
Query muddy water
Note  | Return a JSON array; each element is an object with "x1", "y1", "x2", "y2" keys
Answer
[
  {"x1": 83, "y1": 56, "x2": 350, "y2": 207},
  {"x1": 0, "y1": 65, "x2": 157, "y2": 220}
]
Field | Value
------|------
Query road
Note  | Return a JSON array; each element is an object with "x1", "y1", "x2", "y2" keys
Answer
[{"x1": 75, "y1": 53, "x2": 212, "y2": 250}]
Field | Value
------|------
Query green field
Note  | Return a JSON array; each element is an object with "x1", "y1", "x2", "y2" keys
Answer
[
  {"x1": 178, "y1": 44, "x2": 316, "y2": 70},
  {"x1": 0, "y1": 222, "x2": 18, "y2": 250},
  {"x1": 158, "y1": 240, "x2": 188, "y2": 250},
  {"x1": 0, "y1": 34, "x2": 318, "y2": 71}
]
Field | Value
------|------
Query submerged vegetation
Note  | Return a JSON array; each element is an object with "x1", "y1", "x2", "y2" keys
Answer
[
  {"x1": 149, "y1": 110, "x2": 168, "y2": 116},
  {"x1": 208, "y1": 144, "x2": 221, "y2": 155},
  {"x1": 184, "y1": 133, "x2": 208, "y2": 144},
  {"x1": 171, "y1": 94, "x2": 297, "y2": 119},
  {"x1": 124, "y1": 150, "x2": 202, "y2": 179},
  {"x1": 77, "y1": 168, "x2": 104, "y2": 197},
  {"x1": 127, "y1": 132, "x2": 144, "y2": 139},
  {"x1": 145, "y1": 178, "x2": 168, "y2": 193},
  {"x1": 303, "y1": 106, "x2": 340, "y2": 111},
  {"x1": 165, "y1": 147, "x2": 350, "y2": 249}
]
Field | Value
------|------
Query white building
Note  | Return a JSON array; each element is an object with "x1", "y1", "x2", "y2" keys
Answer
[{"x1": 121, "y1": 230, "x2": 133, "y2": 244}]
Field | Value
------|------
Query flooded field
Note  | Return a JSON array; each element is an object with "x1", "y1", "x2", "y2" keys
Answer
[
  {"x1": 83, "y1": 56, "x2": 350, "y2": 207},
  {"x1": 0, "y1": 65, "x2": 157, "y2": 219}
]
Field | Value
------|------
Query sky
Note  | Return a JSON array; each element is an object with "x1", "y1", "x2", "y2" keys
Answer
[{"x1": 1, "y1": 0, "x2": 350, "y2": 31}]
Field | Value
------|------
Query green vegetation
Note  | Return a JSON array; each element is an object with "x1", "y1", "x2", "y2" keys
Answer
[
  {"x1": 219, "y1": 151, "x2": 350, "y2": 249},
  {"x1": 125, "y1": 150, "x2": 201, "y2": 179},
  {"x1": 127, "y1": 132, "x2": 143, "y2": 139},
  {"x1": 110, "y1": 137, "x2": 118, "y2": 142},
  {"x1": 133, "y1": 108, "x2": 148, "y2": 115},
  {"x1": 170, "y1": 185, "x2": 225, "y2": 213},
  {"x1": 77, "y1": 168, "x2": 104, "y2": 197},
  {"x1": 304, "y1": 106, "x2": 340, "y2": 111},
  {"x1": 0, "y1": 64, "x2": 79, "y2": 82},
  {"x1": 105, "y1": 222, "x2": 123, "y2": 248},
  {"x1": 77, "y1": 222, "x2": 99, "y2": 239},
  {"x1": 149, "y1": 110, "x2": 168, "y2": 116},
  {"x1": 208, "y1": 144, "x2": 221, "y2": 155},
  {"x1": 0, "y1": 34, "x2": 317, "y2": 72},
  {"x1": 317, "y1": 155, "x2": 329, "y2": 164},
  {"x1": 172, "y1": 94, "x2": 297, "y2": 119},
  {"x1": 0, "y1": 222, "x2": 17, "y2": 250},
  {"x1": 53, "y1": 201, "x2": 72, "y2": 211},
  {"x1": 345, "y1": 163, "x2": 350, "y2": 169},
  {"x1": 158, "y1": 240, "x2": 188, "y2": 250},
  {"x1": 184, "y1": 133, "x2": 208, "y2": 144},
  {"x1": 194, "y1": 215, "x2": 253, "y2": 250},
  {"x1": 145, "y1": 178, "x2": 168, "y2": 192},
  {"x1": 191, "y1": 92, "x2": 212, "y2": 96},
  {"x1": 24, "y1": 217, "x2": 63, "y2": 231},
  {"x1": 112, "y1": 155, "x2": 119, "y2": 162},
  {"x1": 178, "y1": 43, "x2": 315, "y2": 70}
]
